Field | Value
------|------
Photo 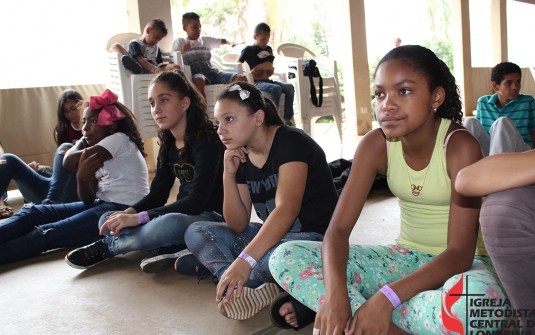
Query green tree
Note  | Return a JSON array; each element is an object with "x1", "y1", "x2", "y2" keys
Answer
[{"x1": 420, "y1": 38, "x2": 454, "y2": 72}]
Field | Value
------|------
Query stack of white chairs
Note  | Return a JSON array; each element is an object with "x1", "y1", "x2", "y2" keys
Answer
[
  {"x1": 283, "y1": 57, "x2": 343, "y2": 141},
  {"x1": 106, "y1": 33, "x2": 184, "y2": 140}
]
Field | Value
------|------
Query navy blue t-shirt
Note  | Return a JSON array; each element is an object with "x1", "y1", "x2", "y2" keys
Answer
[
  {"x1": 236, "y1": 126, "x2": 338, "y2": 235},
  {"x1": 238, "y1": 45, "x2": 275, "y2": 70}
]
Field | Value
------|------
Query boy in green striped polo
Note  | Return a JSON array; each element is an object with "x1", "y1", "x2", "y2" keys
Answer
[{"x1": 464, "y1": 61, "x2": 535, "y2": 156}]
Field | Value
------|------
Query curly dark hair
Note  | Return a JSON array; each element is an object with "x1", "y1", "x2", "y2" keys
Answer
[
  {"x1": 374, "y1": 45, "x2": 464, "y2": 125},
  {"x1": 150, "y1": 69, "x2": 216, "y2": 168},
  {"x1": 216, "y1": 82, "x2": 284, "y2": 127},
  {"x1": 89, "y1": 100, "x2": 147, "y2": 157},
  {"x1": 491, "y1": 62, "x2": 521, "y2": 84},
  {"x1": 55, "y1": 89, "x2": 83, "y2": 146}
]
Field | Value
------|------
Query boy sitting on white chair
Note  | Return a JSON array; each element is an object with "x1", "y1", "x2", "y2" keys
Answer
[
  {"x1": 109, "y1": 18, "x2": 181, "y2": 75},
  {"x1": 171, "y1": 12, "x2": 247, "y2": 99},
  {"x1": 238, "y1": 23, "x2": 295, "y2": 125},
  {"x1": 464, "y1": 61, "x2": 535, "y2": 156}
]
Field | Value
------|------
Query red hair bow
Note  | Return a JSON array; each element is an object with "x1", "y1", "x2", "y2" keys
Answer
[{"x1": 89, "y1": 89, "x2": 125, "y2": 126}]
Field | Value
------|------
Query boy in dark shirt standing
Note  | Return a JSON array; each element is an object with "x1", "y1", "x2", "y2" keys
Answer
[{"x1": 238, "y1": 23, "x2": 295, "y2": 125}]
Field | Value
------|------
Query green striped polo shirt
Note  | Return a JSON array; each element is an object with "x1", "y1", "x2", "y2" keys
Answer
[{"x1": 476, "y1": 93, "x2": 535, "y2": 147}]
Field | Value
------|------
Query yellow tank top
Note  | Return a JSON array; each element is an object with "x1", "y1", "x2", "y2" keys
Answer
[{"x1": 387, "y1": 118, "x2": 487, "y2": 255}]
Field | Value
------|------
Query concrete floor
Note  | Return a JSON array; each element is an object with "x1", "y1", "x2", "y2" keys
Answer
[{"x1": 0, "y1": 124, "x2": 402, "y2": 335}]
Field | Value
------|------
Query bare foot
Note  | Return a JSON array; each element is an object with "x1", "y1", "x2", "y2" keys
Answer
[{"x1": 279, "y1": 301, "x2": 298, "y2": 328}]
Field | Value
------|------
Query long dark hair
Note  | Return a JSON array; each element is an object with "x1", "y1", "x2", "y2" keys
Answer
[
  {"x1": 89, "y1": 101, "x2": 147, "y2": 157},
  {"x1": 55, "y1": 89, "x2": 83, "y2": 146},
  {"x1": 216, "y1": 82, "x2": 284, "y2": 127},
  {"x1": 150, "y1": 69, "x2": 216, "y2": 168},
  {"x1": 374, "y1": 45, "x2": 463, "y2": 125}
]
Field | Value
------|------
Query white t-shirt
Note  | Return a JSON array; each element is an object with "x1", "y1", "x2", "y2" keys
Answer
[
  {"x1": 95, "y1": 132, "x2": 149, "y2": 206},
  {"x1": 171, "y1": 36, "x2": 222, "y2": 75}
]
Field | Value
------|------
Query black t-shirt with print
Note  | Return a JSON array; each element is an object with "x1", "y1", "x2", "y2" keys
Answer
[
  {"x1": 236, "y1": 126, "x2": 338, "y2": 235},
  {"x1": 132, "y1": 130, "x2": 225, "y2": 219},
  {"x1": 238, "y1": 45, "x2": 275, "y2": 70}
]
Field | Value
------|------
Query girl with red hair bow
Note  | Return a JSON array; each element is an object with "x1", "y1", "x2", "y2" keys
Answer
[{"x1": 0, "y1": 89, "x2": 150, "y2": 265}]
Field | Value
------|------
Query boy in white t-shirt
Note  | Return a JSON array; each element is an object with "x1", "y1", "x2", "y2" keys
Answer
[{"x1": 171, "y1": 12, "x2": 247, "y2": 98}]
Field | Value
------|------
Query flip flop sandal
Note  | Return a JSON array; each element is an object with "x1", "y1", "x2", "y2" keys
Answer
[
  {"x1": 270, "y1": 291, "x2": 316, "y2": 331},
  {"x1": 0, "y1": 206, "x2": 14, "y2": 219}
]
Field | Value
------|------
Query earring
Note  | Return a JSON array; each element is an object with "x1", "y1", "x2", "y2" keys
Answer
[{"x1": 433, "y1": 107, "x2": 437, "y2": 113}]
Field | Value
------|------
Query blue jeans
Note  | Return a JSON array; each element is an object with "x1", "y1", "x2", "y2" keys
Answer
[
  {"x1": 47, "y1": 143, "x2": 78, "y2": 202},
  {"x1": 99, "y1": 211, "x2": 224, "y2": 257},
  {"x1": 255, "y1": 80, "x2": 295, "y2": 121},
  {"x1": 185, "y1": 221, "x2": 324, "y2": 283},
  {"x1": 196, "y1": 68, "x2": 235, "y2": 85},
  {"x1": 0, "y1": 200, "x2": 127, "y2": 265},
  {"x1": 0, "y1": 143, "x2": 78, "y2": 204}
]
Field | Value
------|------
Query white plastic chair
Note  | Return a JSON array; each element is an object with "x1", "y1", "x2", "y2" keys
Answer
[
  {"x1": 107, "y1": 51, "x2": 184, "y2": 140},
  {"x1": 221, "y1": 53, "x2": 239, "y2": 62},
  {"x1": 182, "y1": 52, "x2": 252, "y2": 120},
  {"x1": 276, "y1": 43, "x2": 316, "y2": 59},
  {"x1": 286, "y1": 57, "x2": 343, "y2": 141},
  {"x1": 106, "y1": 33, "x2": 185, "y2": 139}
]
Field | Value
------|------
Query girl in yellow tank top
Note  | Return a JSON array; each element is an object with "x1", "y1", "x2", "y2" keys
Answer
[{"x1": 269, "y1": 45, "x2": 507, "y2": 334}]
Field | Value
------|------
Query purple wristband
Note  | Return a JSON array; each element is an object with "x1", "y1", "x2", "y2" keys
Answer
[
  {"x1": 379, "y1": 285, "x2": 401, "y2": 309},
  {"x1": 238, "y1": 251, "x2": 257, "y2": 269},
  {"x1": 138, "y1": 211, "x2": 149, "y2": 225}
]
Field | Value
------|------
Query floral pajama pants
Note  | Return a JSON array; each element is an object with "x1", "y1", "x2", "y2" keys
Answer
[{"x1": 269, "y1": 241, "x2": 508, "y2": 334}]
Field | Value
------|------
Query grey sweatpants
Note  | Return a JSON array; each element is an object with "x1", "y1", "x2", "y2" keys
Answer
[
  {"x1": 463, "y1": 117, "x2": 531, "y2": 156},
  {"x1": 480, "y1": 184, "x2": 535, "y2": 328}
]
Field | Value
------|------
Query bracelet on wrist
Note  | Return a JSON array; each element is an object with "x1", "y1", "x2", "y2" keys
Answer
[
  {"x1": 238, "y1": 251, "x2": 257, "y2": 269},
  {"x1": 138, "y1": 211, "x2": 150, "y2": 225},
  {"x1": 379, "y1": 284, "x2": 401, "y2": 309}
]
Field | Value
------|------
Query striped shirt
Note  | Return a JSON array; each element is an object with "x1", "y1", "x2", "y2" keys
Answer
[{"x1": 476, "y1": 93, "x2": 535, "y2": 147}]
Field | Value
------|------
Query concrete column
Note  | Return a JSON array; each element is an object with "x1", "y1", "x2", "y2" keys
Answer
[
  {"x1": 125, "y1": 0, "x2": 174, "y2": 51},
  {"x1": 491, "y1": 0, "x2": 508, "y2": 64},
  {"x1": 452, "y1": 0, "x2": 475, "y2": 116},
  {"x1": 337, "y1": 0, "x2": 372, "y2": 136}
]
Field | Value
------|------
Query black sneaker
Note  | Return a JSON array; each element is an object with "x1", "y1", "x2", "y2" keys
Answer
[
  {"x1": 65, "y1": 239, "x2": 110, "y2": 269},
  {"x1": 174, "y1": 249, "x2": 207, "y2": 277},
  {"x1": 121, "y1": 55, "x2": 143, "y2": 74},
  {"x1": 140, "y1": 244, "x2": 188, "y2": 273}
]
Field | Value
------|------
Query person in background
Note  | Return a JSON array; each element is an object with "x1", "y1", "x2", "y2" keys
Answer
[
  {"x1": 110, "y1": 18, "x2": 181, "y2": 75},
  {"x1": 238, "y1": 22, "x2": 295, "y2": 125},
  {"x1": 464, "y1": 61, "x2": 535, "y2": 156},
  {"x1": 171, "y1": 12, "x2": 247, "y2": 99},
  {"x1": 0, "y1": 89, "x2": 85, "y2": 219}
]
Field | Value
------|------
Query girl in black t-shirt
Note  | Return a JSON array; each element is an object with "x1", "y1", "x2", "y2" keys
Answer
[
  {"x1": 178, "y1": 82, "x2": 338, "y2": 320},
  {"x1": 65, "y1": 70, "x2": 225, "y2": 272}
]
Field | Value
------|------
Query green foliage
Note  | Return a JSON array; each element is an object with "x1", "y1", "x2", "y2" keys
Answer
[
  {"x1": 197, "y1": 1, "x2": 238, "y2": 37},
  {"x1": 311, "y1": 2, "x2": 330, "y2": 57},
  {"x1": 420, "y1": 38, "x2": 454, "y2": 72}
]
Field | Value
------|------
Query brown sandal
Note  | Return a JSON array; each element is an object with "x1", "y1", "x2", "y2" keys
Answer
[{"x1": 0, "y1": 206, "x2": 14, "y2": 219}]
